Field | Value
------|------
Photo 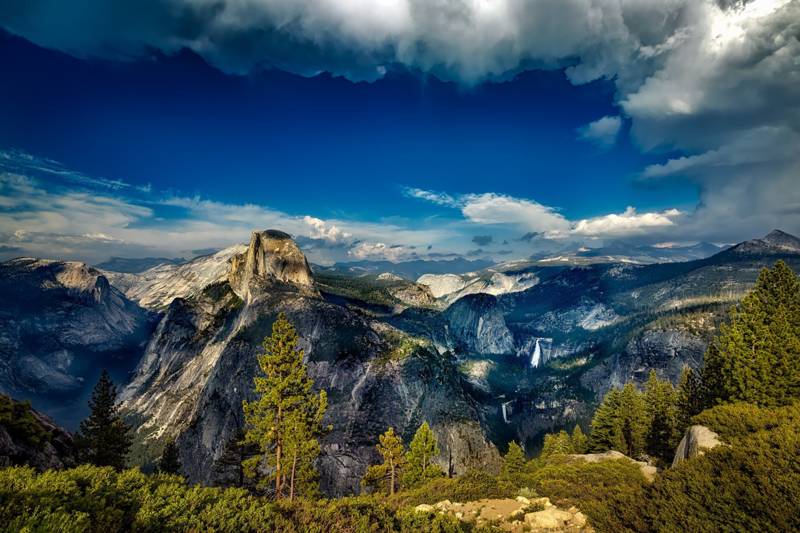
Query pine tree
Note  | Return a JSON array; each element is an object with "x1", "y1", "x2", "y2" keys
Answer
[
  {"x1": 619, "y1": 382, "x2": 648, "y2": 458},
  {"x1": 242, "y1": 313, "x2": 328, "y2": 498},
  {"x1": 570, "y1": 425, "x2": 588, "y2": 454},
  {"x1": 501, "y1": 441, "x2": 526, "y2": 478},
  {"x1": 540, "y1": 430, "x2": 573, "y2": 458},
  {"x1": 363, "y1": 427, "x2": 406, "y2": 495},
  {"x1": 644, "y1": 370, "x2": 680, "y2": 460},
  {"x1": 159, "y1": 439, "x2": 182, "y2": 475},
  {"x1": 700, "y1": 261, "x2": 800, "y2": 407},
  {"x1": 676, "y1": 366, "x2": 703, "y2": 430},
  {"x1": 589, "y1": 388, "x2": 624, "y2": 453},
  {"x1": 402, "y1": 422, "x2": 443, "y2": 488},
  {"x1": 77, "y1": 370, "x2": 131, "y2": 470}
]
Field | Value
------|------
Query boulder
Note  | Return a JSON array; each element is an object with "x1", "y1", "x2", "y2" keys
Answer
[
  {"x1": 414, "y1": 504, "x2": 435, "y2": 513},
  {"x1": 524, "y1": 507, "x2": 574, "y2": 529},
  {"x1": 672, "y1": 425, "x2": 723, "y2": 465}
]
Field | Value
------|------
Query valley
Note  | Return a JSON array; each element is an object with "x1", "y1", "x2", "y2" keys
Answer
[{"x1": 2, "y1": 228, "x2": 799, "y2": 497}]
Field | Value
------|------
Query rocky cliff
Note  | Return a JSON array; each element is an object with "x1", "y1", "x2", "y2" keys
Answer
[
  {"x1": 120, "y1": 230, "x2": 499, "y2": 495},
  {"x1": 0, "y1": 258, "x2": 154, "y2": 427}
]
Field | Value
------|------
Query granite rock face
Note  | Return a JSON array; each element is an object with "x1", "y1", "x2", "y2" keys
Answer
[
  {"x1": 443, "y1": 294, "x2": 515, "y2": 355},
  {"x1": 0, "y1": 258, "x2": 154, "y2": 426},
  {"x1": 228, "y1": 230, "x2": 314, "y2": 301},
  {"x1": 120, "y1": 230, "x2": 499, "y2": 496}
]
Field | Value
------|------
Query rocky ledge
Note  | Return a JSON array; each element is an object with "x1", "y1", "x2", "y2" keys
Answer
[{"x1": 416, "y1": 496, "x2": 591, "y2": 532}]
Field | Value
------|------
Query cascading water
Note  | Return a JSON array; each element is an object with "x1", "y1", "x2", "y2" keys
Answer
[
  {"x1": 531, "y1": 338, "x2": 542, "y2": 368},
  {"x1": 501, "y1": 400, "x2": 513, "y2": 423}
]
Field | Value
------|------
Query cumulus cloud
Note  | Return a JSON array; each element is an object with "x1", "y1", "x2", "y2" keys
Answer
[
  {"x1": 577, "y1": 115, "x2": 622, "y2": 148},
  {"x1": 571, "y1": 207, "x2": 683, "y2": 237},
  {"x1": 408, "y1": 186, "x2": 688, "y2": 240}
]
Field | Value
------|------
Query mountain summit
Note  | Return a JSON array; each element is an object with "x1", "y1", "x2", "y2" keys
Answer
[
  {"x1": 724, "y1": 229, "x2": 800, "y2": 256},
  {"x1": 228, "y1": 229, "x2": 314, "y2": 301}
]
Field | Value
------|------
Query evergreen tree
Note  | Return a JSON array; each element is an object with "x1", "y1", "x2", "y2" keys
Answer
[
  {"x1": 589, "y1": 388, "x2": 625, "y2": 453},
  {"x1": 212, "y1": 430, "x2": 258, "y2": 488},
  {"x1": 402, "y1": 422, "x2": 443, "y2": 488},
  {"x1": 540, "y1": 430, "x2": 573, "y2": 458},
  {"x1": 501, "y1": 441, "x2": 526, "y2": 478},
  {"x1": 700, "y1": 261, "x2": 800, "y2": 407},
  {"x1": 589, "y1": 384, "x2": 648, "y2": 458},
  {"x1": 644, "y1": 370, "x2": 680, "y2": 460},
  {"x1": 77, "y1": 370, "x2": 131, "y2": 470},
  {"x1": 676, "y1": 366, "x2": 703, "y2": 430},
  {"x1": 570, "y1": 425, "x2": 588, "y2": 454},
  {"x1": 242, "y1": 313, "x2": 328, "y2": 498},
  {"x1": 619, "y1": 382, "x2": 648, "y2": 458},
  {"x1": 158, "y1": 439, "x2": 182, "y2": 475},
  {"x1": 362, "y1": 427, "x2": 406, "y2": 495}
]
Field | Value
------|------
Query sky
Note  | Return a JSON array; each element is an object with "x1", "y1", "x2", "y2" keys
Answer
[{"x1": 0, "y1": 0, "x2": 798, "y2": 265}]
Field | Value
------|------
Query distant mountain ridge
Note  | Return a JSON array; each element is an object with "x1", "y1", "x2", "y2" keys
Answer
[{"x1": 95, "y1": 256, "x2": 185, "y2": 274}]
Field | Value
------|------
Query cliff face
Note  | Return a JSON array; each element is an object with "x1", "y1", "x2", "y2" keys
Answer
[
  {"x1": 120, "y1": 230, "x2": 499, "y2": 496},
  {"x1": 228, "y1": 230, "x2": 314, "y2": 301},
  {"x1": 0, "y1": 258, "x2": 154, "y2": 427}
]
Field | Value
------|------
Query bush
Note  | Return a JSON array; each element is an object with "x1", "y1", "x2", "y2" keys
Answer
[
  {"x1": 521, "y1": 456, "x2": 648, "y2": 521},
  {"x1": 388, "y1": 469, "x2": 516, "y2": 508},
  {"x1": 692, "y1": 401, "x2": 800, "y2": 443},
  {"x1": 0, "y1": 466, "x2": 471, "y2": 532},
  {"x1": 592, "y1": 403, "x2": 800, "y2": 532}
]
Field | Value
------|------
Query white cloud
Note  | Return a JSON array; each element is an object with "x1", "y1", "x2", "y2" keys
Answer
[
  {"x1": 347, "y1": 242, "x2": 418, "y2": 262},
  {"x1": 571, "y1": 207, "x2": 683, "y2": 237},
  {"x1": 460, "y1": 193, "x2": 570, "y2": 234},
  {"x1": 302, "y1": 216, "x2": 352, "y2": 243},
  {"x1": 577, "y1": 116, "x2": 622, "y2": 148}
]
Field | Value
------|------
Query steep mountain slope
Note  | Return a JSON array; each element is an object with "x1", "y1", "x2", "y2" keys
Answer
[
  {"x1": 120, "y1": 230, "x2": 499, "y2": 496},
  {"x1": 103, "y1": 245, "x2": 247, "y2": 310},
  {"x1": 0, "y1": 258, "x2": 155, "y2": 427},
  {"x1": 406, "y1": 231, "x2": 800, "y2": 452}
]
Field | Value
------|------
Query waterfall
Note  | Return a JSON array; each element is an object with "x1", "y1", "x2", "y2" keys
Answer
[
  {"x1": 530, "y1": 338, "x2": 542, "y2": 368},
  {"x1": 501, "y1": 401, "x2": 512, "y2": 423}
]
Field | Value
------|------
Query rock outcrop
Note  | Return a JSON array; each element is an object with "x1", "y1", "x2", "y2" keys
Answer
[
  {"x1": 228, "y1": 230, "x2": 314, "y2": 301},
  {"x1": 672, "y1": 425, "x2": 723, "y2": 466},
  {"x1": 443, "y1": 293, "x2": 515, "y2": 355},
  {"x1": 423, "y1": 496, "x2": 591, "y2": 532},
  {"x1": 0, "y1": 258, "x2": 154, "y2": 427},
  {"x1": 0, "y1": 394, "x2": 76, "y2": 470}
]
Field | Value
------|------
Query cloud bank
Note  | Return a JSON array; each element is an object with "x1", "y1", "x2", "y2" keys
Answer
[{"x1": 1, "y1": 0, "x2": 799, "y2": 251}]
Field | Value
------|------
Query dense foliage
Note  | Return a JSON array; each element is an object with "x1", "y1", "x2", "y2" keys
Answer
[
  {"x1": 0, "y1": 466, "x2": 465, "y2": 533},
  {"x1": 700, "y1": 260, "x2": 800, "y2": 407},
  {"x1": 0, "y1": 394, "x2": 49, "y2": 448}
]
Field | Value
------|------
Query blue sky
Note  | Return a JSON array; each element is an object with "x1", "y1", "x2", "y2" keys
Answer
[{"x1": 1, "y1": 1, "x2": 798, "y2": 264}]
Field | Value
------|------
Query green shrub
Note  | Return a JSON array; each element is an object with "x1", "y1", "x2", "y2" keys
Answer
[
  {"x1": 388, "y1": 469, "x2": 516, "y2": 508},
  {"x1": 0, "y1": 466, "x2": 473, "y2": 532},
  {"x1": 592, "y1": 403, "x2": 800, "y2": 533},
  {"x1": 0, "y1": 395, "x2": 50, "y2": 448},
  {"x1": 692, "y1": 401, "x2": 800, "y2": 443}
]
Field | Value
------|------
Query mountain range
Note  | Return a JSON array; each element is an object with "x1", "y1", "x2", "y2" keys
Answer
[{"x1": 1, "y1": 229, "x2": 799, "y2": 496}]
